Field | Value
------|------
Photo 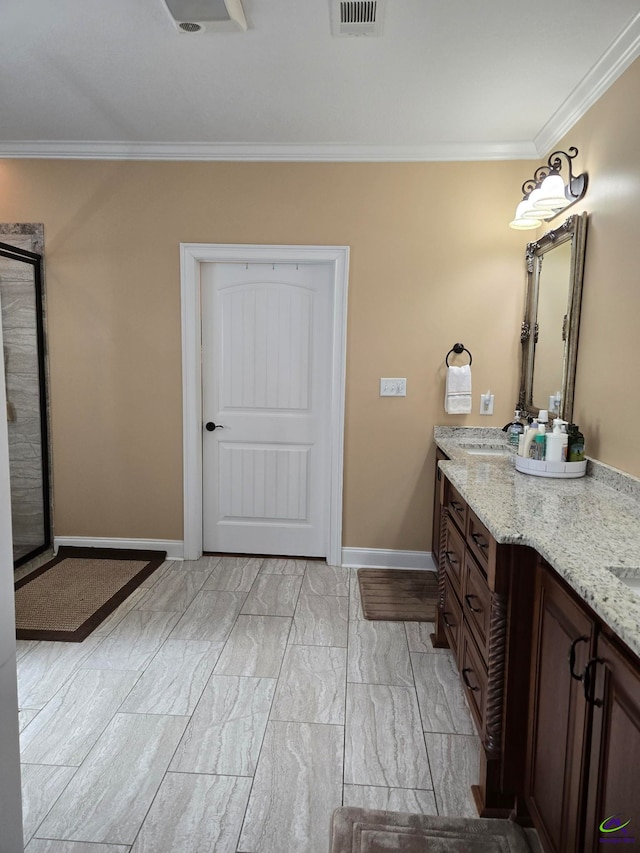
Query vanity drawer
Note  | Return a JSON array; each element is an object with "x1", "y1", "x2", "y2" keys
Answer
[
  {"x1": 462, "y1": 550, "x2": 491, "y2": 661},
  {"x1": 460, "y1": 627, "x2": 488, "y2": 732},
  {"x1": 442, "y1": 574, "x2": 463, "y2": 660},
  {"x1": 446, "y1": 481, "x2": 468, "y2": 536},
  {"x1": 443, "y1": 517, "x2": 465, "y2": 598},
  {"x1": 467, "y1": 508, "x2": 495, "y2": 576}
]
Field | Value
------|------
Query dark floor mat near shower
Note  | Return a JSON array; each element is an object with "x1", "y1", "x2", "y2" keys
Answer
[
  {"x1": 14, "y1": 547, "x2": 166, "y2": 642},
  {"x1": 357, "y1": 568, "x2": 438, "y2": 621},
  {"x1": 330, "y1": 808, "x2": 535, "y2": 852}
]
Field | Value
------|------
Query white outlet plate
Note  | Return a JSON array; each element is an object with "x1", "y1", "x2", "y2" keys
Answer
[
  {"x1": 380, "y1": 378, "x2": 407, "y2": 397},
  {"x1": 480, "y1": 393, "x2": 494, "y2": 415}
]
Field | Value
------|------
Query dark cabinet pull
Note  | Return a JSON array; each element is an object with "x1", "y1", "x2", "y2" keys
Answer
[
  {"x1": 568, "y1": 635, "x2": 589, "y2": 681},
  {"x1": 583, "y1": 657, "x2": 604, "y2": 707},
  {"x1": 464, "y1": 594, "x2": 482, "y2": 613},
  {"x1": 462, "y1": 667, "x2": 479, "y2": 691},
  {"x1": 450, "y1": 500, "x2": 464, "y2": 514},
  {"x1": 443, "y1": 611, "x2": 455, "y2": 628},
  {"x1": 445, "y1": 551, "x2": 458, "y2": 567},
  {"x1": 470, "y1": 532, "x2": 488, "y2": 551}
]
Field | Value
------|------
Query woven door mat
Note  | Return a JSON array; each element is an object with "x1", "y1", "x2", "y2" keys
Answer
[
  {"x1": 15, "y1": 547, "x2": 166, "y2": 642},
  {"x1": 357, "y1": 568, "x2": 438, "y2": 621},
  {"x1": 330, "y1": 808, "x2": 534, "y2": 852}
]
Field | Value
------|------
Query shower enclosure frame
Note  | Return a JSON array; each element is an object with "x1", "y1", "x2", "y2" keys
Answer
[{"x1": 0, "y1": 239, "x2": 52, "y2": 567}]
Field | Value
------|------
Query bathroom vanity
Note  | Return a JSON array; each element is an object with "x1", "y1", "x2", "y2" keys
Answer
[{"x1": 431, "y1": 427, "x2": 640, "y2": 853}]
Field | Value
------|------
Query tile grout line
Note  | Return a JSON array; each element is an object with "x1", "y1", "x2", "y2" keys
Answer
[
  {"x1": 26, "y1": 763, "x2": 81, "y2": 847},
  {"x1": 406, "y1": 628, "x2": 439, "y2": 811},
  {"x1": 235, "y1": 556, "x2": 305, "y2": 850},
  {"x1": 125, "y1": 555, "x2": 263, "y2": 853}
]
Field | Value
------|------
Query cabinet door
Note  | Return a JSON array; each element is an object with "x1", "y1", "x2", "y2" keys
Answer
[
  {"x1": 583, "y1": 632, "x2": 640, "y2": 852},
  {"x1": 443, "y1": 517, "x2": 465, "y2": 599},
  {"x1": 526, "y1": 563, "x2": 596, "y2": 853},
  {"x1": 462, "y1": 550, "x2": 491, "y2": 661},
  {"x1": 442, "y1": 574, "x2": 463, "y2": 661},
  {"x1": 460, "y1": 626, "x2": 487, "y2": 732},
  {"x1": 445, "y1": 479, "x2": 468, "y2": 536}
]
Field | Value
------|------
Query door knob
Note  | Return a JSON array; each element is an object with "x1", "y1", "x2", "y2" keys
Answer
[{"x1": 205, "y1": 422, "x2": 225, "y2": 431}]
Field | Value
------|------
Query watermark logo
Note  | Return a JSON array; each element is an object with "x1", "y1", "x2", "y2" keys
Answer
[{"x1": 600, "y1": 815, "x2": 635, "y2": 844}]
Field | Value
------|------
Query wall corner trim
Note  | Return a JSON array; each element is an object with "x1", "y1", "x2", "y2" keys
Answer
[
  {"x1": 53, "y1": 537, "x2": 184, "y2": 559},
  {"x1": 341, "y1": 547, "x2": 436, "y2": 571}
]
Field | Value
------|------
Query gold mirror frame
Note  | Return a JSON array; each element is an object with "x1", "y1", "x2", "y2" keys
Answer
[{"x1": 519, "y1": 212, "x2": 588, "y2": 423}]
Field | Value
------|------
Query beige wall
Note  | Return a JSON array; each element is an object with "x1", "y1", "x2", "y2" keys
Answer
[
  {"x1": 4, "y1": 41, "x2": 640, "y2": 557},
  {"x1": 0, "y1": 159, "x2": 529, "y2": 551},
  {"x1": 548, "y1": 57, "x2": 640, "y2": 476}
]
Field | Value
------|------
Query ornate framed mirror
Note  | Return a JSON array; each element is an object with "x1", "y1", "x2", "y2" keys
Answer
[{"x1": 518, "y1": 212, "x2": 588, "y2": 423}]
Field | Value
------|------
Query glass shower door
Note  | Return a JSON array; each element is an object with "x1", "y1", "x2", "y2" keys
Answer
[{"x1": 0, "y1": 240, "x2": 50, "y2": 566}]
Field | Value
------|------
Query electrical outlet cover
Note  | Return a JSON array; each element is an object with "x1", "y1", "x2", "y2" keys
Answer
[{"x1": 480, "y1": 393, "x2": 494, "y2": 415}]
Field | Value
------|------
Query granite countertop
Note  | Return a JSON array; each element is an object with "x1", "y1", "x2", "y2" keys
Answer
[{"x1": 434, "y1": 426, "x2": 640, "y2": 660}]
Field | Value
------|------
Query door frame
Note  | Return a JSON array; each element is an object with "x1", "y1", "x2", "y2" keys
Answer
[{"x1": 181, "y1": 243, "x2": 349, "y2": 565}]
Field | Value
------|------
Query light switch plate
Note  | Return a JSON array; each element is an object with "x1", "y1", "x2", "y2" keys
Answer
[
  {"x1": 480, "y1": 393, "x2": 494, "y2": 415},
  {"x1": 380, "y1": 378, "x2": 407, "y2": 397}
]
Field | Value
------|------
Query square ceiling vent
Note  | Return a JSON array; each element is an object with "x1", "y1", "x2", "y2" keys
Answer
[
  {"x1": 161, "y1": 0, "x2": 247, "y2": 32},
  {"x1": 331, "y1": 0, "x2": 384, "y2": 37}
]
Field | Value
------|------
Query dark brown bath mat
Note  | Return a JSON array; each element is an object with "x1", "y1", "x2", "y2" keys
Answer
[
  {"x1": 15, "y1": 547, "x2": 166, "y2": 642},
  {"x1": 357, "y1": 568, "x2": 438, "y2": 621}
]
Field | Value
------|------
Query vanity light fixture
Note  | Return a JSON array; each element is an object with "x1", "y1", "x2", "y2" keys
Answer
[{"x1": 509, "y1": 147, "x2": 588, "y2": 230}]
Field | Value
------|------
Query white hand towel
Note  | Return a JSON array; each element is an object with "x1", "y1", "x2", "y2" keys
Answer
[{"x1": 445, "y1": 364, "x2": 472, "y2": 414}]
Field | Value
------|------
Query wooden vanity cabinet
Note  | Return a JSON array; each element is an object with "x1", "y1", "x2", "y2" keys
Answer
[
  {"x1": 433, "y1": 473, "x2": 537, "y2": 817},
  {"x1": 526, "y1": 560, "x2": 640, "y2": 853},
  {"x1": 432, "y1": 459, "x2": 640, "y2": 847}
]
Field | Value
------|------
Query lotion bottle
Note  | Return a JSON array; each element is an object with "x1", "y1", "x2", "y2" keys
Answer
[
  {"x1": 522, "y1": 419, "x2": 538, "y2": 458},
  {"x1": 545, "y1": 418, "x2": 568, "y2": 462}
]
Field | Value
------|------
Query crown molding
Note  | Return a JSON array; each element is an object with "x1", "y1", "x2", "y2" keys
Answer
[
  {"x1": 0, "y1": 139, "x2": 538, "y2": 163},
  {"x1": 534, "y1": 11, "x2": 640, "y2": 156}
]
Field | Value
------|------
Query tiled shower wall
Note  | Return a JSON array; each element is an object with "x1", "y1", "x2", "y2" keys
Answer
[{"x1": 0, "y1": 224, "x2": 48, "y2": 562}]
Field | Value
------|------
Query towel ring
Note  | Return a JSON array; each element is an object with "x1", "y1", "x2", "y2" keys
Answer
[{"x1": 445, "y1": 342, "x2": 472, "y2": 367}]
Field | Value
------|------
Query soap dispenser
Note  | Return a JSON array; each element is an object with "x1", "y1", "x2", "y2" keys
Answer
[
  {"x1": 506, "y1": 409, "x2": 525, "y2": 448},
  {"x1": 545, "y1": 418, "x2": 568, "y2": 462}
]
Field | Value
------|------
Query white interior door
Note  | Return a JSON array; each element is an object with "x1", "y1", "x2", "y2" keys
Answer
[{"x1": 201, "y1": 262, "x2": 333, "y2": 557}]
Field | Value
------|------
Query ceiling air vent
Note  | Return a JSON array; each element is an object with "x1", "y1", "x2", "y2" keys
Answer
[
  {"x1": 161, "y1": 0, "x2": 247, "y2": 33},
  {"x1": 331, "y1": 0, "x2": 384, "y2": 37}
]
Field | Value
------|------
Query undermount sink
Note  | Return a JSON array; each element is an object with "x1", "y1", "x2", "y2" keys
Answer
[{"x1": 606, "y1": 566, "x2": 640, "y2": 599}]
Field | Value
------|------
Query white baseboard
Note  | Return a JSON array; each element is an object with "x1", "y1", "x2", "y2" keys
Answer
[
  {"x1": 53, "y1": 537, "x2": 184, "y2": 560},
  {"x1": 341, "y1": 548, "x2": 436, "y2": 571}
]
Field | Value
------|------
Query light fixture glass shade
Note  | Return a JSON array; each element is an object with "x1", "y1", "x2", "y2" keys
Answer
[
  {"x1": 533, "y1": 173, "x2": 568, "y2": 209},
  {"x1": 509, "y1": 200, "x2": 541, "y2": 230},
  {"x1": 522, "y1": 188, "x2": 556, "y2": 218}
]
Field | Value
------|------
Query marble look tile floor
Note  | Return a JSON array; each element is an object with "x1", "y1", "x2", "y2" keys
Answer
[{"x1": 16, "y1": 556, "x2": 491, "y2": 853}]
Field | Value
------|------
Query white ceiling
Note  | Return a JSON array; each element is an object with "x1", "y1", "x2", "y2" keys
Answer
[{"x1": 1, "y1": 0, "x2": 639, "y2": 161}]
